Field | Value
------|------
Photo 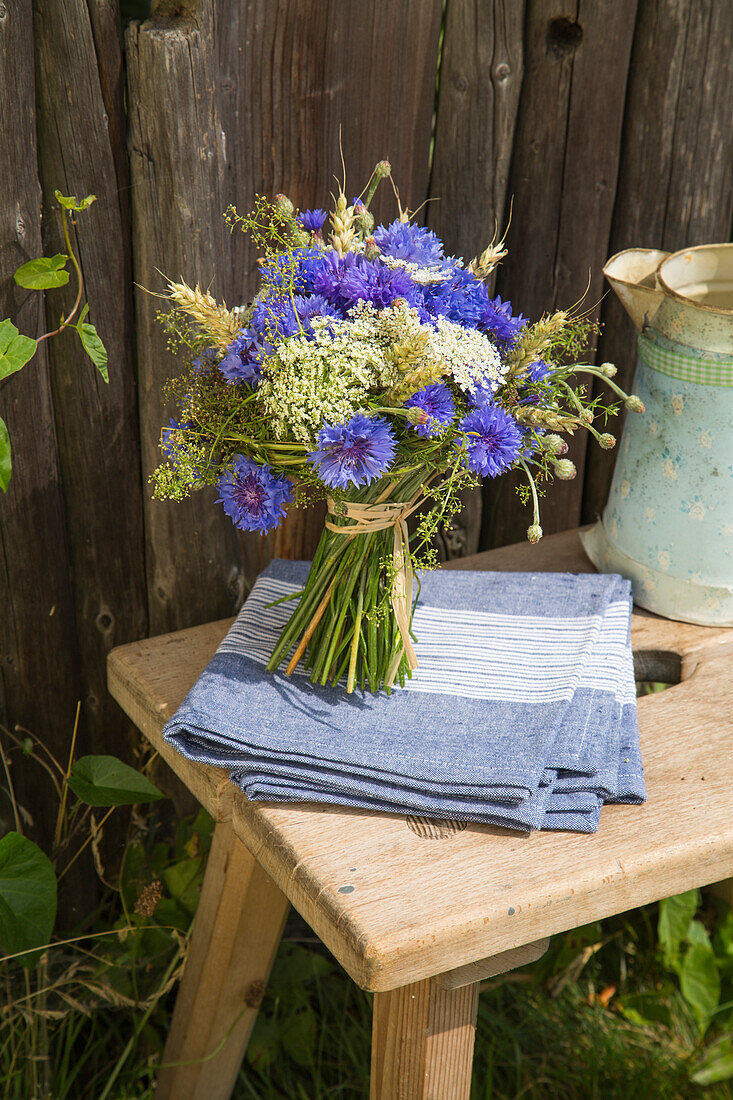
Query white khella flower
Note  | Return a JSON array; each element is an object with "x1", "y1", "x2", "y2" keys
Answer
[{"x1": 427, "y1": 316, "x2": 506, "y2": 395}]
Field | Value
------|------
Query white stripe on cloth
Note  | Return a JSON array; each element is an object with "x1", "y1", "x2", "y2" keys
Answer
[{"x1": 217, "y1": 577, "x2": 635, "y2": 704}]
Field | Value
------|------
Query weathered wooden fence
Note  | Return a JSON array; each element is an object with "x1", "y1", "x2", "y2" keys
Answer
[{"x1": 1, "y1": 0, "x2": 731, "y2": 847}]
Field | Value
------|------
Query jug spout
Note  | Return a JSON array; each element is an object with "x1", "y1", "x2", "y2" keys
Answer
[{"x1": 603, "y1": 248, "x2": 669, "y2": 331}]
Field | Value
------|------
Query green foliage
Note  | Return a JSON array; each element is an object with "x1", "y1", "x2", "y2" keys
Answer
[
  {"x1": 67, "y1": 754, "x2": 165, "y2": 807},
  {"x1": 0, "y1": 318, "x2": 37, "y2": 381},
  {"x1": 54, "y1": 190, "x2": 97, "y2": 212},
  {"x1": 0, "y1": 416, "x2": 11, "y2": 493},
  {"x1": 0, "y1": 832, "x2": 57, "y2": 964},
  {"x1": 14, "y1": 253, "x2": 70, "y2": 290},
  {"x1": 658, "y1": 889, "x2": 728, "y2": 1036},
  {"x1": 0, "y1": 190, "x2": 107, "y2": 491},
  {"x1": 76, "y1": 303, "x2": 109, "y2": 382}
]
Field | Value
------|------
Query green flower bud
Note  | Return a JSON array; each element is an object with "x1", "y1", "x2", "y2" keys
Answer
[
  {"x1": 599, "y1": 433, "x2": 616, "y2": 449},
  {"x1": 553, "y1": 458, "x2": 577, "y2": 480},
  {"x1": 274, "y1": 193, "x2": 294, "y2": 217},
  {"x1": 625, "y1": 395, "x2": 645, "y2": 413},
  {"x1": 579, "y1": 409, "x2": 593, "y2": 425},
  {"x1": 375, "y1": 160, "x2": 391, "y2": 178},
  {"x1": 527, "y1": 523, "x2": 543, "y2": 544},
  {"x1": 406, "y1": 406, "x2": 428, "y2": 426},
  {"x1": 600, "y1": 361, "x2": 617, "y2": 378},
  {"x1": 543, "y1": 433, "x2": 567, "y2": 455},
  {"x1": 364, "y1": 236, "x2": 380, "y2": 261}
]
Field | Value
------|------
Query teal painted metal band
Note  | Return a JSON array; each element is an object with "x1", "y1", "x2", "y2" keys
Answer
[{"x1": 638, "y1": 332, "x2": 733, "y2": 387}]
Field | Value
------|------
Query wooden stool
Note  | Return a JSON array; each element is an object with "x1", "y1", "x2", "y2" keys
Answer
[{"x1": 108, "y1": 528, "x2": 733, "y2": 1099}]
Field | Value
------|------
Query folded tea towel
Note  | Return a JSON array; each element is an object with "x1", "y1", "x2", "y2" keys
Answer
[{"x1": 164, "y1": 560, "x2": 645, "y2": 833}]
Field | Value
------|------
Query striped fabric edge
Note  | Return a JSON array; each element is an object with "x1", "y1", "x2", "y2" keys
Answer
[
  {"x1": 216, "y1": 577, "x2": 636, "y2": 705},
  {"x1": 638, "y1": 333, "x2": 733, "y2": 387}
]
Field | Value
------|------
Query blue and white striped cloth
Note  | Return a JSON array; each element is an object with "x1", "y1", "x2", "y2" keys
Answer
[{"x1": 163, "y1": 560, "x2": 646, "y2": 833}]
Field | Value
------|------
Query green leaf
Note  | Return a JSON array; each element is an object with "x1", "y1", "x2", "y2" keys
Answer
[
  {"x1": 659, "y1": 889, "x2": 700, "y2": 968},
  {"x1": 162, "y1": 856, "x2": 204, "y2": 915},
  {"x1": 680, "y1": 943, "x2": 720, "y2": 1030},
  {"x1": 0, "y1": 417, "x2": 11, "y2": 493},
  {"x1": 14, "y1": 254, "x2": 69, "y2": 290},
  {"x1": 54, "y1": 190, "x2": 97, "y2": 212},
  {"x1": 0, "y1": 832, "x2": 57, "y2": 965},
  {"x1": 0, "y1": 318, "x2": 37, "y2": 381},
  {"x1": 687, "y1": 918, "x2": 713, "y2": 951},
  {"x1": 692, "y1": 1036, "x2": 733, "y2": 1085},
  {"x1": 67, "y1": 755, "x2": 164, "y2": 807},
  {"x1": 281, "y1": 1006, "x2": 317, "y2": 1067},
  {"x1": 77, "y1": 321, "x2": 108, "y2": 383}
]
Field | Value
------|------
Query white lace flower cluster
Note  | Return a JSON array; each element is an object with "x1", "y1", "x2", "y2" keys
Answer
[
  {"x1": 429, "y1": 316, "x2": 506, "y2": 394},
  {"x1": 259, "y1": 316, "x2": 398, "y2": 445}
]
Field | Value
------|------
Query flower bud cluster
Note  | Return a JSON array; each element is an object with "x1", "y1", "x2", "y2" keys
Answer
[
  {"x1": 527, "y1": 523, "x2": 543, "y2": 544},
  {"x1": 552, "y1": 458, "x2": 577, "y2": 480}
]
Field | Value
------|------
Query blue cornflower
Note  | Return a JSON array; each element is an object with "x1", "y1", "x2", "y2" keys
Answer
[
  {"x1": 526, "y1": 359, "x2": 552, "y2": 383},
  {"x1": 308, "y1": 414, "x2": 396, "y2": 489},
  {"x1": 480, "y1": 295, "x2": 527, "y2": 346},
  {"x1": 297, "y1": 208, "x2": 327, "y2": 235},
  {"x1": 219, "y1": 328, "x2": 266, "y2": 386},
  {"x1": 261, "y1": 248, "x2": 331, "y2": 295},
  {"x1": 314, "y1": 252, "x2": 425, "y2": 315},
  {"x1": 217, "y1": 456, "x2": 293, "y2": 535},
  {"x1": 293, "y1": 294, "x2": 340, "y2": 329},
  {"x1": 460, "y1": 404, "x2": 522, "y2": 478},
  {"x1": 373, "y1": 220, "x2": 444, "y2": 266},
  {"x1": 251, "y1": 296, "x2": 301, "y2": 339},
  {"x1": 404, "y1": 383, "x2": 455, "y2": 438},
  {"x1": 421, "y1": 267, "x2": 491, "y2": 327}
]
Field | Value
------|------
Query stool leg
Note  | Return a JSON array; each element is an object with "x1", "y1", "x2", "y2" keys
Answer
[
  {"x1": 370, "y1": 978, "x2": 479, "y2": 1099},
  {"x1": 156, "y1": 819, "x2": 289, "y2": 1100}
]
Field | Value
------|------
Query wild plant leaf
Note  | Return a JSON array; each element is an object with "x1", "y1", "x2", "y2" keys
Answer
[
  {"x1": 281, "y1": 1005, "x2": 317, "y2": 1067},
  {"x1": 658, "y1": 889, "x2": 700, "y2": 968},
  {"x1": 0, "y1": 319, "x2": 37, "y2": 381},
  {"x1": 247, "y1": 1015, "x2": 279, "y2": 1071},
  {"x1": 0, "y1": 417, "x2": 11, "y2": 493},
  {"x1": 0, "y1": 832, "x2": 57, "y2": 964},
  {"x1": 692, "y1": 1036, "x2": 733, "y2": 1085},
  {"x1": 680, "y1": 943, "x2": 720, "y2": 1030},
  {"x1": 67, "y1": 755, "x2": 164, "y2": 807},
  {"x1": 687, "y1": 918, "x2": 713, "y2": 951},
  {"x1": 162, "y1": 856, "x2": 203, "y2": 915},
  {"x1": 77, "y1": 321, "x2": 109, "y2": 382},
  {"x1": 54, "y1": 190, "x2": 97, "y2": 212},
  {"x1": 13, "y1": 254, "x2": 69, "y2": 290}
]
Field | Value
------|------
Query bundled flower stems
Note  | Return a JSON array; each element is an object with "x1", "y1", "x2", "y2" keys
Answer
[{"x1": 153, "y1": 158, "x2": 643, "y2": 693}]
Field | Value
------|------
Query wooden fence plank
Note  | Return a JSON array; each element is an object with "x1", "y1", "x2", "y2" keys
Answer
[
  {"x1": 485, "y1": 0, "x2": 637, "y2": 549},
  {"x1": 427, "y1": 0, "x2": 525, "y2": 558},
  {"x1": 0, "y1": 1, "x2": 82, "y2": 885},
  {"x1": 32, "y1": 0, "x2": 148, "y2": 785},
  {"x1": 216, "y1": 0, "x2": 443, "y2": 566},
  {"x1": 126, "y1": 5, "x2": 246, "y2": 634},
  {"x1": 582, "y1": 0, "x2": 733, "y2": 523}
]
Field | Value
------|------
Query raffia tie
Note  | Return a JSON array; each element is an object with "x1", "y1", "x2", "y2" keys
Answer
[{"x1": 325, "y1": 493, "x2": 426, "y2": 674}]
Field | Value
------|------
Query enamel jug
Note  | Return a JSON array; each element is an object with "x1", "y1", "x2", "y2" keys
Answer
[{"x1": 581, "y1": 244, "x2": 733, "y2": 626}]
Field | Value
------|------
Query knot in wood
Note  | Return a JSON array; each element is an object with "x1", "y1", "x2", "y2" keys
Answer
[{"x1": 547, "y1": 17, "x2": 583, "y2": 57}]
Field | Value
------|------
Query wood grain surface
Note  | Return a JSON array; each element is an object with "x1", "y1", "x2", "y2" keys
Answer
[
  {"x1": 32, "y1": 0, "x2": 148, "y2": 802},
  {"x1": 371, "y1": 980, "x2": 479, "y2": 1099},
  {"x1": 108, "y1": 529, "x2": 733, "y2": 991},
  {"x1": 126, "y1": 9, "x2": 245, "y2": 636},
  {"x1": 156, "y1": 820, "x2": 289, "y2": 1100},
  {"x1": 486, "y1": 0, "x2": 638, "y2": 549},
  {"x1": 0, "y1": 0, "x2": 85, "y2": 905},
  {"x1": 582, "y1": 0, "x2": 733, "y2": 522}
]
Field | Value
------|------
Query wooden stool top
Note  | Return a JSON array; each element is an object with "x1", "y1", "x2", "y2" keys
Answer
[{"x1": 108, "y1": 528, "x2": 733, "y2": 992}]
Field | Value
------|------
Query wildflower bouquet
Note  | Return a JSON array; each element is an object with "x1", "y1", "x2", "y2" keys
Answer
[{"x1": 153, "y1": 160, "x2": 642, "y2": 693}]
